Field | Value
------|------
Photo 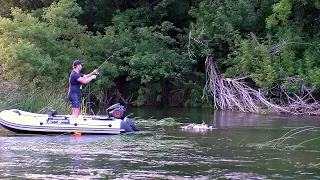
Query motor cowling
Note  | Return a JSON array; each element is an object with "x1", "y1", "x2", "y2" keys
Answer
[
  {"x1": 124, "y1": 117, "x2": 139, "y2": 131},
  {"x1": 106, "y1": 103, "x2": 126, "y2": 119}
]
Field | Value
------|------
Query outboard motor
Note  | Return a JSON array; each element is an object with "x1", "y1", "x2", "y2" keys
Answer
[
  {"x1": 106, "y1": 103, "x2": 126, "y2": 119},
  {"x1": 107, "y1": 103, "x2": 139, "y2": 132},
  {"x1": 124, "y1": 117, "x2": 139, "y2": 131}
]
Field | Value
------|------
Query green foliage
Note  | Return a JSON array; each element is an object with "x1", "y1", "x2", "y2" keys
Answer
[
  {"x1": 267, "y1": 0, "x2": 320, "y2": 36},
  {"x1": 226, "y1": 39, "x2": 278, "y2": 90},
  {"x1": 2, "y1": 0, "x2": 320, "y2": 110},
  {"x1": 0, "y1": 0, "x2": 89, "y2": 88},
  {"x1": 103, "y1": 8, "x2": 194, "y2": 105},
  {"x1": 189, "y1": 0, "x2": 275, "y2": 76},
  {"x1": 0, "y1": 82, "x2": 25, "y2": 111},
  {"x1": 184, "y1": 72, "x2": 212, "y2": 107},
  {"x1": 225, "y1": 34, "x2": 320, "y2": 92},
  {"x1": 280, "y1": 80, "x2": 300, "y2": 94},
  {"x1": 0, "y1": 0, "x2": 55, "y2": 17},
  {"x1": 43, "y1": 0, "x2": 84, "y2": 34},
  {"x1": 189, "y1": 0, "x2": 320, "y2": 95},
  {"x1": 134, "y1": 87, "x2": 148, "y2": 107},
  {"x1": 302, "y1": 39, "x2": 320, "y2": 88},
  {"x1": 189, "y1": 0, "x2": 240, "y2": 57},
  {"x1": 266, "y1": 0, "x2": 292, "y2": 28},
  {"x1": 0, "y1": 0, "x2": 203, "y2": 108}
]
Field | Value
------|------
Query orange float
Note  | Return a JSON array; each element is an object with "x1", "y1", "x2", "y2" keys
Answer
[{"x1": 74, "y1": 131, "x2": 82, "y2": 136}]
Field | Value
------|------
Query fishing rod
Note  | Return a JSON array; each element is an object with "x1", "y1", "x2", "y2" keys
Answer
[
  {"x1": 96, "y1": 55, "x2": 115, "y2": 71},
  {"x1": 85, "y1": 54, "x2": 115, "y2": 114},
  {"x1": 85, "y1": 49, "x2": 127, "y2": 111},
  {"x1": 95, "y1": 47, "x2": 129, "y2": 71}
]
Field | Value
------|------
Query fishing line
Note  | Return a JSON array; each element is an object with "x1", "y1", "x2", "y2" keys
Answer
[
  {"x1": 96, "y1": 55, "x2": 115, "y2": 71},
  {"x1": 81, "y1": 54, "x2": 115, "y2": 112},
  {"x1": 76, "y1": 47, "x2": 129, "y2": 114}
]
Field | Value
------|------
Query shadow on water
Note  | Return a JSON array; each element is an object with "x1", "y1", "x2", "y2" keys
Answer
[{"x1": 0, "y1": 108, "x2": 320, "y2": 179}]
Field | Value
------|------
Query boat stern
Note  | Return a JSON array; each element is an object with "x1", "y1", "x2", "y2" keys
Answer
[{"x1": 120, "y1": 117, "x2": 139, "y2": 132}]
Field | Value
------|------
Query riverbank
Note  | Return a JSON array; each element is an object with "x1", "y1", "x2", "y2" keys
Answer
[{"x1": 1, "y1": 80, "x2": 320, "y2": 117}]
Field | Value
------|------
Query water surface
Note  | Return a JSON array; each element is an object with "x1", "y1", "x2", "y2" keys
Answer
[{"x1": 0, "y1": 108, "x2": 320, "y2": 179}]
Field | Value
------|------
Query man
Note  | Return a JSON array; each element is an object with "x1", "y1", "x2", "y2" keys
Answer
[{"x1": 68, "y1": 60, "x2": 98, "y2": 118}]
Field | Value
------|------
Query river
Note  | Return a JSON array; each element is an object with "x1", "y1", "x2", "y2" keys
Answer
[{"x1": 0, "y1": 107, "x2": 320, "y2": 179}]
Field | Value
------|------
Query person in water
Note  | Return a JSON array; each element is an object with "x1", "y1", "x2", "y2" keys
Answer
[{"x1": 68, "y1": 60, "x2": 98, "y2": 118}]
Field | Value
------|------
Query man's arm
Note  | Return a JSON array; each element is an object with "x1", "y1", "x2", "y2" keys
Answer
[
  {"x1": 83, "y1": 69, "x2": 98, "y2": 79},
  {"x1": 83, "y1": 72, "x2": 94, "y2": 79},
  {"x1": 77, "y1": 75, "x2": 96, "y2": 84}
]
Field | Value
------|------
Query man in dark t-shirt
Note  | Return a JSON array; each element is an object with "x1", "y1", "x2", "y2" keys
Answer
[{"x1": 68, "y1": 60, "x2": 98, "y2": 118}]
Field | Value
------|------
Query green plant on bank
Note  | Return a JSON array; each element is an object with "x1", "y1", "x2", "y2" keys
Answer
[
  {"x1": 184, "y1": 72, "x2": 213, "y2": 108},
  {"x1": 0, "y1": 82, "x2": 70, "y2": 114},
  {"x1": 0, "y1": 83, "x2": 25, "y2": 111},
  {"x1": 80, "y1": 98, "x2": 88, "y2": 115},
  {"x1": 20, "y1": 90, "x2": 70, "y2": 114},
  {"x1": 80, "y1": 97, "x2": 99, "y2": 115}
]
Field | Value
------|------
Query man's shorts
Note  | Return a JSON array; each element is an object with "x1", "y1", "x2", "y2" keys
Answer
[{"x1": 68, "y1": 93, "x2": 81, "y2": 108}]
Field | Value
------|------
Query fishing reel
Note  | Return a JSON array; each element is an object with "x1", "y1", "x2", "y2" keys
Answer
[
  {"x1": 106, "y1": 103, "x2": 126, "y2": 119},
  {"x1": 93, "y1": 70, "x2": 100, "y2": 78}
]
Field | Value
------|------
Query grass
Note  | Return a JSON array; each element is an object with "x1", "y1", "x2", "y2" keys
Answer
[
  {"x1": 20, "y1": 90, "x2": 71, "y2": 114},
  {"x1": 256, "y1": 126, "x2": 320, "y2": 150},
  {"x1": 0, "y1": 82, "x2": 71, "y2": 114}
]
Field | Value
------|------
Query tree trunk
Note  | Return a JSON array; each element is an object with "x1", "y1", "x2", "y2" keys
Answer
[{"x1": 87, "y1": 0, "x2": 96, "y2": 33}]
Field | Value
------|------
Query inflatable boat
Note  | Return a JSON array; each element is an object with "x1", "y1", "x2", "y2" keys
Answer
[{"x1": 0, "y1": 103, "x2": 139, "y2": 135}]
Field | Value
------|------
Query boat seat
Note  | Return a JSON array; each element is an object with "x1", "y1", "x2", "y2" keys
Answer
[
  {"x1": 11, "y1": 109, "x2": 21, "y2": 115},
  {"x1": 48, "y1": 109, "x2": 57, "y2": 117}
]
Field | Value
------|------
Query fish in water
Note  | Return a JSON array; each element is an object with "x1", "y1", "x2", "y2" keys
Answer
[{"x1": 180, "y1": 121, "x2": 214, "y2": 129}]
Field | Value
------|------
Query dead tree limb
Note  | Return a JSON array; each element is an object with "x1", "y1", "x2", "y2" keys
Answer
[
  {"x1": 205, "y1": 54, "x2": 320, "y2": 116},
  {"x1": 205, "y1": 54, "x2": 290, "y2": 114}
]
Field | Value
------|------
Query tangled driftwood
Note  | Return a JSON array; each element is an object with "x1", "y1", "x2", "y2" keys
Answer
[{"x1": 204, "y1": 54, "x2": 320, "y2": 116}]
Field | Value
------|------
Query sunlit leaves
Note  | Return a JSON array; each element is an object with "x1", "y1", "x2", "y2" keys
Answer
[
  {"x1": 266, "y1": 0, "x2": 293, "y2": 28},
  {"x1": 0, "y1": 0, "x2": 87, "y2": 87},
  {"x1": 226, "y1": 39, "x2": 278, "y2": 90}
]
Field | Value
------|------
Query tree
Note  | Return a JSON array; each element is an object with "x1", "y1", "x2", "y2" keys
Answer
[
  {"x1": 0, "y1": 0, "x2": 55, "y2": 17},
  {"x1": 0, "y1": 0, "x2": 89, "y2": 88}
]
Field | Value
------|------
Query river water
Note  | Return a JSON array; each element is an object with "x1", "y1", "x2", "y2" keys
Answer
[{"x1": 0, "y1": 108, "x2": 320, "y2": 179}]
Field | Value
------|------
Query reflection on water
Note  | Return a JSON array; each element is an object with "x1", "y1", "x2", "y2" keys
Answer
[
  {"x1": 0, "y1": 109, "x2": 320, "y2": 179},
  {"x1": 130, "y1": 107, "x2": 320, "y2": 127},
  {"x1": 213, "y1": 110, "x2": 320, "y2": 128}
]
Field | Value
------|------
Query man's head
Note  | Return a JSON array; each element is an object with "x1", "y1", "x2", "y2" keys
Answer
[{"x1": 73, "y1": 60, "x2": 83, "y2": 71}]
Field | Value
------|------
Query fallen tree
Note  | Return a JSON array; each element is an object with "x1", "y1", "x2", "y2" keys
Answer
[{"x1": 204, "y1": 54, "x2": 320, "y2": 116}]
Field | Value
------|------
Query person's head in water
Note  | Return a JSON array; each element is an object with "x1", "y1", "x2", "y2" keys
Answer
[{"x1": 73, "y1": 60, "x2": 83, "y2": 72}]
